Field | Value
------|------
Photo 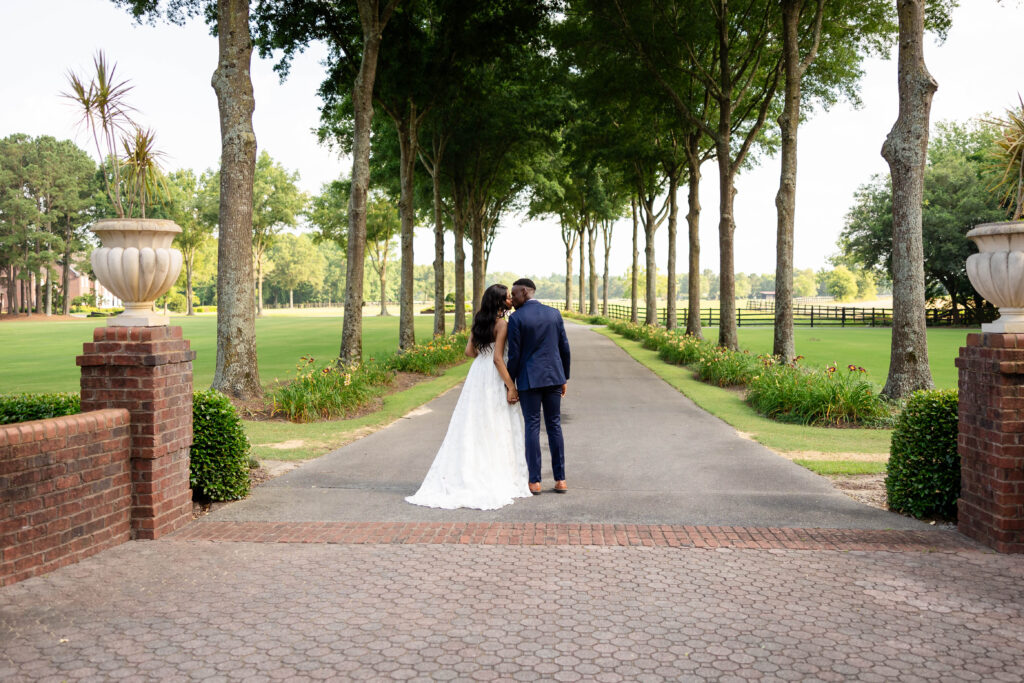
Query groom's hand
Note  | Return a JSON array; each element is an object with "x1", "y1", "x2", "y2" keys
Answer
[
  {"x1": 506, "y1": 386, "x2": 519, "y2": 404},
  {"x1": 561, "y1": 383, "x2": 567, "y2": 397}
]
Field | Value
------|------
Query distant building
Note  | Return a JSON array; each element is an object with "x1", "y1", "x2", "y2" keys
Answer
[
  {"x1": 0, "y1": 262, "x2": 120, "y2": 314},
  {"x1": 757, "y1": 291, "x2": 775, "y2": 300}
]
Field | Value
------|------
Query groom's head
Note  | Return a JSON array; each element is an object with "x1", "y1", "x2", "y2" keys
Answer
[{"x1": 511, "y1": 278, "x2": 536, "y2": 308}]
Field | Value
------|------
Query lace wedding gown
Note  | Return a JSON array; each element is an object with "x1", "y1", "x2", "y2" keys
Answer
[{"x1": 406, "y1": 347, "x2": 531, "y2": 510}]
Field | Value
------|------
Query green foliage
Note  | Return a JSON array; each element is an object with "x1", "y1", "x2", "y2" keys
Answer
[
  {"x1": 387, "y1": 333, "x2": 469, "y2": 375},
  {"x1": 886, "y1": 389, "x2": 960, "y2": 519},
  {"x1": 0, "y1": 392, "x2": 80, "y2": 424},
  {"x1": 825, "y1": 265, "x2": 859, "y2": 301},
  {"x1": 746, "y1": 360, "x2": 891, "y2": 427},
  {"x1": 657, "y1": 333, "x2": 713, "y2": 366},
  {"x1": 190, "y1": 389, "x2": 251, "y2": 502},
  {"x1": 694, "y1": 347, "x2": 760, "y2": 388},
  {"x1": 839, "y1": 118, "x2": 1006, "y2": 315},
  {"x1": 986, "y1": 96, "x2": 1024, "y2": 220},
  {"x1": 271, "y1": 356, "x2": 395, "y2": 423}
]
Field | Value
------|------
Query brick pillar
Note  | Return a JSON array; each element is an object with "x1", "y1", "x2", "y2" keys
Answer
[
  {"x1": 956, "y1": 332, "x2": 1024, "y2": 553},
  {"x1": 77, "y1": 326, "x2": 195, "y2": 539}
]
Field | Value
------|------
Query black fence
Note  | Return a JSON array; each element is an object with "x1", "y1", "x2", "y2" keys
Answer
[{"x1": 558, "y1": 299, "x2": 969, "y2": 328}]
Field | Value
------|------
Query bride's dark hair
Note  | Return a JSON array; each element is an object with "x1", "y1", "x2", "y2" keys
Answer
[{"x1": 471, "y1": 284, "x2": 511, "y2": 351}]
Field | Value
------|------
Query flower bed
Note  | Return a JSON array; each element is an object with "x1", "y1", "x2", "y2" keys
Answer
[{"x1": 604, "y1": 320, "x2": 891, "y2": 427}]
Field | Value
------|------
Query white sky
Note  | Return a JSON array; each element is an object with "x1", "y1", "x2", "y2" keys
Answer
[{"x1": 1, "y1": 1, "x2": 1022, "y2": 279}]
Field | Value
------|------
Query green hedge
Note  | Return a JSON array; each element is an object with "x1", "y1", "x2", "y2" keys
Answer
[
  {"x1": 190, "y1": 390, "x2": 251, "y2": 501},
  {"x1": 0, "y1": 392, "x2": 81, "y2": 424},
  {"x1": 0, "y1": 390, "x2": 251, "y2": 503},
  {"x1": 886, "y1": 389, "x2": 960, "y2": 519}
]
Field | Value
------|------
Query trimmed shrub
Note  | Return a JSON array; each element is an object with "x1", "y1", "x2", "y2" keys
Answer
[
  {"x1": 746, "y1": 361, "x2": 891, "y2": 426},
  {"x1": 0, "y1": 392, "x2": 81, "y2": 425},
  {"x1": 191, "y1": 389, "x2": 251, "y2": 501},
  {"x1": 886, "y1": 389, "x2": 960, "y2": 519}
]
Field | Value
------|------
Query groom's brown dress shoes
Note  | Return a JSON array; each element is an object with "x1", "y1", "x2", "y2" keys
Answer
[
  {"x1": 529, "y1": 482, "x2": 542, "y2": 495},
  {"x1": 554, "y1": 480, "x2": 568, "y2": 493}
]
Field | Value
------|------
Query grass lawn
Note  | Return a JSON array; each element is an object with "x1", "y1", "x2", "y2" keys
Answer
[{"x1": 0, "y1": 313, "x2": 455, "y2": 394}]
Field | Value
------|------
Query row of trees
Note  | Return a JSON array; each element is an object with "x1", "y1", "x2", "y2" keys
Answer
[{"x1": 107, "y1": 0, "x2": 957, "y2": 401}]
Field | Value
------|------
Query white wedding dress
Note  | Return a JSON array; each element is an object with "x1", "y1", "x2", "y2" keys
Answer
[{"x1": 406, "y1": 346, "x2": 531, "y2": 510}]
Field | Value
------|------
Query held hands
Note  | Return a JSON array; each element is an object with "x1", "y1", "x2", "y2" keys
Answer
[{"x1": 506, "y1": 385, "x2": 519, "y2": 405}]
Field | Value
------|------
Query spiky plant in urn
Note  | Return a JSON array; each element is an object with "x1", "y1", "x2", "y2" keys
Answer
[
  {"x1": 65, "y1": 52, "x2": 180, "y2": 326},
  {"x1": 966, "y1": 96, "x2": 1024, "y2": 332}
]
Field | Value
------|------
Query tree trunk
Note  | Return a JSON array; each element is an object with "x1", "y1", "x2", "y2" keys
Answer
[
  {"x1": 256, "y1": 252, "x2": 264, "y2": 317},
  {"x1": 185, "y1": 254, "x2": 195, "y2": 316},
  {"x1": 881, "y1": 0, "x2": 936, "y2": 399},
  {"x1": 631, "y1": 197, "x2": 638, "y2": 323},
  {"x1": 396, "y1": 109, "x2": 416, "y2": 349},
  {"x1": 602, "y1": 220, "x2": 612, "y2": 317},
  {"x1": 685, "y1": 138, "x2": 702, "y2": 339},
  {"x1": 587, "y1": 222, "x2": 598, "y2": 315},
  {"x1": 454, "y1": 215, "x2": 466, "y2": 332},
  {"x1": 717, "y1": 144, "x2": 737, "y2": 349},
  {"x1": 379, "y1": 250, "x2": 389, "y2": 316},
  {"x1": 470, "y1": 212, "x2": 485, "y2": 313},
  {"x1": 211, "y1": 0, "x2": 261, "y2": 399},
  {"x1": 61, "y1": 238, "x2": 72, "y2": 316},
  {"x1": 44, "y1": 267, "x2": 52, "y2": 316},
  {"x1": 289, "y1": 288, "x2": 294, "y2": 308},
  {"x1": 666, "y1": 171, "x2": 679, "y2": 330},
  {"x1": 773, "y1": 0, "x2": 824, "y2": 361},
  {"x1": 564, "y1": 237, "x2": 573, "y2": 310},
  {"x1": 578, "y1": 225, "x2": 585, "y2": 313},
  {"x1": 644, "y1": 200, "x2": 657, "y2": 325},
  {"x1": 430, "y1": 139, "x2": 445, "y2": 337},
  {"x1": 340, "y1": 1, "x2": 389, "y2": 362}
]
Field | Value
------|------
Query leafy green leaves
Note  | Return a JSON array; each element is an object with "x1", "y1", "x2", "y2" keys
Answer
[
  {"x1": 886, "y1": 389, "x2": 960, "y2": 519},
  {"x1": 190, "y1": 389, "x2": 251, "y2": 501}
]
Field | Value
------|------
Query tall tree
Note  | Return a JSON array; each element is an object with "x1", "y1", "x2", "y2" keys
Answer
[
  {"x1": 879, "y1": 0, "x2": 953, "y2": 398},
  {"x1": 166, "y1": 169, "x2": 216, "y2": 316},
  {"x1": 253, "y1": 0, "x2": 401, "y2": 361},
  {"x1": 115, "y1": 0, "x2": 264, "y2": 398},
  {"x1": 365, "y1": 193, "x2": 401, "y2": 316},
  {"x1": 610, "y1": 0, "x2": 783, "y2": 348},
  {"x1": 251, "y1": 152, "x2": 305, "y2": 316},
  {"x1": 772, "y1": 0, "x2": 895, "y2": 360},
  {"x1": 267, "y1": 233, "x2": 326, "y2": 308}
]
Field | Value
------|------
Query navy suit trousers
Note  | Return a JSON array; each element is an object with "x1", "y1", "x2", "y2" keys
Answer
[{"x1": 519, "y1": 385, "x2": 565, "y2": 484}]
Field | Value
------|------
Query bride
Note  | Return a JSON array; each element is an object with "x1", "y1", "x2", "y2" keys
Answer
[{"x1": 405, "y1": 283, "x2": 531, "y2": 510}]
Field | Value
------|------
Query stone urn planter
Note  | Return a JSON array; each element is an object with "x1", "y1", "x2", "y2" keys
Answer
[
  {"x1": 966, "y1": 221, "x2": 1024, "y2": 332},
  {"x1": 90, "y1": 218, "x2": 183, "y2": 326}
]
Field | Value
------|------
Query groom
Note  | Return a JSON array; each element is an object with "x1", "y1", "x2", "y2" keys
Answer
[{"x1": 506, "y1": 278, "x2": 571, "y2": 495}]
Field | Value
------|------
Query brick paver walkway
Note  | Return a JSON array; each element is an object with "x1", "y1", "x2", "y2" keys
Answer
[
  {"x1": 4, "y1": 323, "x2": 1024, "y2": 680},
  {"x1": 2, "y1": 539, "x2": 1023, "y2": 681},
  {"x1": 174, "y1": 520, "x2": 976, "y2": 553}
]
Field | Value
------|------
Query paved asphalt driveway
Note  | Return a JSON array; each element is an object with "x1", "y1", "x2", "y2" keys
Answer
[{"x1": 205, "y1": 322, "x2": 926, "y2": 530}]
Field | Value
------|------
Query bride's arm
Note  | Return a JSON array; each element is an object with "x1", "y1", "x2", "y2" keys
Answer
[
  {"x1": 465, "y1": 333, "x2": 478, "y2": 358},
  {"x1": 492, "y1": 319, "x2": 517, "y2": 397}
]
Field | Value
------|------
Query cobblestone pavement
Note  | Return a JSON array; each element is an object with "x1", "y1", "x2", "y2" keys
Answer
[{"x1": 3, "y1": 539, "x2": 1023, "y2": 682}]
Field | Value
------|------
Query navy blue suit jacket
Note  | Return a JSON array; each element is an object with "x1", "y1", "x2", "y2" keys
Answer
[{"x1": 506, "y1": 299, "x2": 571, "y2": 391}]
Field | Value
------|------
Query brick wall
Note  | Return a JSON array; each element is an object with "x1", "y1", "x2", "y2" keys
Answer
[
  {"x1": 78, "y1": 326, "x2": 194, "y2": 540},
  {"x1": 0, "y1": 410, "x2": 132, "y2": 586},
  {"x1": 956, "y1": 332, "x2": 1024, "y2": 553}
]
